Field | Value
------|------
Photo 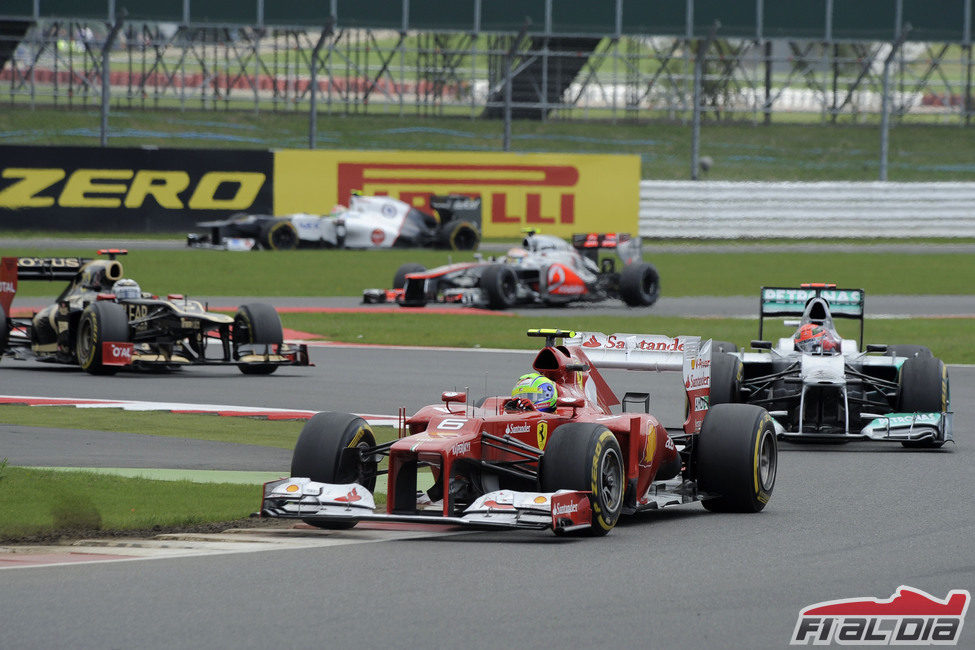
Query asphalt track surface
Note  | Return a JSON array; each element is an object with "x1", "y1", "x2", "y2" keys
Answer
[
  {"x1": 11, "y1": 293, "x2": 975, "y2": 319},
  {"x1": 1, "y1": 344, "x2": 974, "y2": 649}
]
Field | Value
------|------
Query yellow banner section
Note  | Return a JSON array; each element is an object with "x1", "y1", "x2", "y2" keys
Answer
[{"x1": 272, "y1": 149, "x2": 639, "y2": 238}]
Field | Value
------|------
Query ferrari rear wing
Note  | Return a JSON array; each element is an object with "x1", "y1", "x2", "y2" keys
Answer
[
  {"x1": 759, "y1": 283, "x2": 865, "y2": 342},
  {"x1": 563, "y1": 331, "x2": 712, "y2": 434}
]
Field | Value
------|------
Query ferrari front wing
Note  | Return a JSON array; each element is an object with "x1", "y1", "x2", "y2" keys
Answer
[{"x1": 261, "y1": 477, "x2": 593, "y2": 534}]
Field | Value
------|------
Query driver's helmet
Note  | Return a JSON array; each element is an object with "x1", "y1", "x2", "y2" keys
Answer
[
  {"x1": 505, "y1": 247, "x2": 528, "y2": 263},
  {"x1": 112, "y1": 278, "x2": 141, "y2": 301},
  {"x1": 794, "y1": 323, "x2": 840, "y2": 354},
  {"x1": 511, "y1": 372, "x2": 558, "y2": 412}
]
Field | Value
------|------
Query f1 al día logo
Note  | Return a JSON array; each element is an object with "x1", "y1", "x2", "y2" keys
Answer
[{"x1": 791, "y1": 585, "x2": 970, "y2": 645}]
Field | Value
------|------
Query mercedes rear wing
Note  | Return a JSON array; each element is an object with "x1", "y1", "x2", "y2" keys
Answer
[
  {"x1": 759, "y1": 283, "x2": 865, "y2": 343},
  {"x1": 563, "y1": 331, "x2": 712, "y2": 435}
]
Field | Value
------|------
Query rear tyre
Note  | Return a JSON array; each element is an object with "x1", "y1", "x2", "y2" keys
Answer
[
  {"x1": 258, "y1": 218, "x2": 298, "y2": 251},
  {"x1": 481, "y1": 264, "x2": 518, "y2": 310},
  {"x1": 886, "y1": 344, "x2": 933, "y2": 360},
  {"x1": 709, "y1": 352, "x2": 743, "y2": 406},
  {"x1": 540, "y1": 423, "x2": 624, "y2": 536},
  {"x1": 76, "y1": 301, "x2": 129, "y2": 375},
  {"x1": 291, "y1": 412, "x2": 378, "y2": 530},
  {"x1": 697, "y1": 404, "x2": 777, "y2": 513},
  {"x1": 442, "y1": 220, "x2": 480, "y2": 251},
  {"x1": 234, "y1": 303, "x2": 283, "y2": 375},
  {"x1": 619, "y1": 262, "x2": 660, "y2": 307},
  {"x1": 393, "y1": 263, "x2": 426, "y2": 290},
  {"x1": 0, "y1": 306, "x2": 8, "y2": 355},
  {"x1": 898, "y1": 356, "x2": 949, "y2": 448},
  {"x1": 711, "y1": 340, "x2": 739, "y2": 354}
]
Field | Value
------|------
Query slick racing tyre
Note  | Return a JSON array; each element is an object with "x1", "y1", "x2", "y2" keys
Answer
[
  {"x1": 291, "y1": 412, "x2": 378, "y2": 530},
  {"x1": 441, "y1": 220, "x2": 480, "y2": 251},
  {"x1": 696, "y1": 404, "x2": 777, "y2": 513},
  {"x1": 481, "y1": 264, "x2": 518, "y2": 310},
  {"x1": 886, "y1": 344, "x2": 934, "y2": 360},
  {"x1": 709, "y1": 352, "x2": 743, "y2": 406},
  {"x1": 393, "y1": 263, "x2": 426, "y2": 290},
  {"x1": 76, "y1": 301, "x2": 129, "y2": 375},
  {"x1": 258, "y1": 218, "x2": 298, "y2": 251},
  {"x1": 619, "y1": 262, "x2": 660, "y2": 307},
  {"x1": 233, "y1": 303, "x2": 283, "y2": 375},
  {"x1": 540, "y1": 423, "x2": 624, "y2": 536},
  {"x1": 0, "y1": 306, "x2": 8, "y2": 356},
  {"x1": 898, "y1": 356, "x2": 949, "y2": 449}
]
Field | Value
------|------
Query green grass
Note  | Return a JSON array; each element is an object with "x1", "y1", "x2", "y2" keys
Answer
[
  {"x1": 0, "y1": 405, "x2": 305, "y2": 449},
  {"x1": 0, "y1": 405, "x2": 398, "y2": 449},
  {"x1": 0, "y1": 467, "x2": 260, "y2": 541},
  {"x1": 3, "y1": 109, "x2": 975, "y2": 181},
  {"x1": 7, "y1": 247, "x2": 975, "y2": 298}
]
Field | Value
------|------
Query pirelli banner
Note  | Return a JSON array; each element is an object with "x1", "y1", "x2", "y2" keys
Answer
[
  {"x1": 0, "y1": 145, "x2": 637, "y2": 236},
  {"x1": 0, "y1": 145, "x2": 273, "y2": 231},
  {"x1": 273, "y1": 149, "x2": 640, "y2": 238}
]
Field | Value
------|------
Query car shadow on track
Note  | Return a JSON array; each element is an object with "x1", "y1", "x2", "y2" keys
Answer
[{"x1": 778, "y1": 441, "x2": 955, "y2": 454}]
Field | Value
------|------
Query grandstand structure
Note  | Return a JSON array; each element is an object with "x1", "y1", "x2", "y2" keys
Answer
[{"x1": 1, "y1": 0, "x2": 973, "y2": 124}]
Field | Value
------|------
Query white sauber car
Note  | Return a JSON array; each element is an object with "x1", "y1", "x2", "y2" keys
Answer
[
  {"x1": 188, "y1": 194, "x2": 481, "y2": 251},
  {"x1": 709, "y1": 284, "x2": 951, "y2": 449}
]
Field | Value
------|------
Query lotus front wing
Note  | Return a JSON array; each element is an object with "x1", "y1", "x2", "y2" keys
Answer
[{"x1": 261, "y1": 478, "x2": 593, "y2": 534}]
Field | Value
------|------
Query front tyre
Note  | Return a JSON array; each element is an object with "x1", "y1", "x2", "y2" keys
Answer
[
  {"x1": 898, "y1": 356, "x2": 949, "y2": 449},
  {"x1": 540, "y1": 423, "x2": 624, "y2": 536},
  {"x1": 258, "y1": 218, "x2": 298, "y2": 251},
  {"x1": 481, "y1": 264, "x2": 518, "y2": 310},
  {"x1": 234, "y1": 303, "x2": 283, "y2": 375},
  {"x1": 393, "y1": 263, "x2": 426, "y2": 290},
  {"x1": 291, "y1": 412, "x2": 378, "y2": 529},
  {"x1": 76, "y1": 301, "x2": 129, "y2": 375},
  {"x1": 696, "y1": 404, "x2": 777, "y2": 513},
  {"x1": 619, "y1": 262, "x2": 660, "y2": 307}
]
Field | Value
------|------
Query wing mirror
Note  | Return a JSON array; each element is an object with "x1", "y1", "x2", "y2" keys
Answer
[
  {"x1": 556, "y1": 396, "x2": 585, "y2": 415},
  {"x1": 441, "y1": 391, "x2": 466, "y2": 404},
  {"x1": 865, "y1": 344, "x2": 887, "y2": 353},
  {"x1": 751, "y1": 340, "x2": 772, "y2": 350}
]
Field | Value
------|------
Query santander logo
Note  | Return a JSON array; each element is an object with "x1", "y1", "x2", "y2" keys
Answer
[{"x1": 582, "y1": 335, "x2": 600, "y2": 348}]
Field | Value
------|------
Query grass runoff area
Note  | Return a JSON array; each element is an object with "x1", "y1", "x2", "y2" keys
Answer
[
  {"x1": 3, "y1": 109, "x2": 975, "y2": 181},
  {"x1": 0, "y1": 407, "x2": 398, "y2": 542}
]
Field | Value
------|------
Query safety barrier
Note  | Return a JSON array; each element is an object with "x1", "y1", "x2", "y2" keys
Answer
[{"x1": 639, "y1": 181, "x2": 975, "y2": 239}]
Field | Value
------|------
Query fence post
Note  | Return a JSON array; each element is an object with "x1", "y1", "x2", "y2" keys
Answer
[
  {"x1": 879, "y1": 23, "x2": 911, "y2": 181},
  {"x1": 99, "y1": 10, "x2": 125, "y2": 147},
  {"x1": 691, "y1": 21, "x2": 720, "y2": 180},
  {"x1": 309, "y1": 17, "x2": 336, "y2": 150}
]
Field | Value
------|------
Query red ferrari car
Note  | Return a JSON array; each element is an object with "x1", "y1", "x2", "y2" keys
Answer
[{"x1": 262, "y1": 329, "x2": 777, "y2": 536}]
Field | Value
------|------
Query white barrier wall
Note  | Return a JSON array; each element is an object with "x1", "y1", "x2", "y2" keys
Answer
[{"x1": 639, "y1": 181, "x2": 975, "y2": 239}]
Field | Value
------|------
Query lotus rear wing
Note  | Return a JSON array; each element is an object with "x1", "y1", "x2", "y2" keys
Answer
[
  {"x1": 564, "y1": 331, "x2": 712, "y2": 435},
  {"x1": 3, "y1": 256, "x2": 91, "y2": 314},
  {"x1": 759, "y1": 284, "x2": 865, "y2": 343}
]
